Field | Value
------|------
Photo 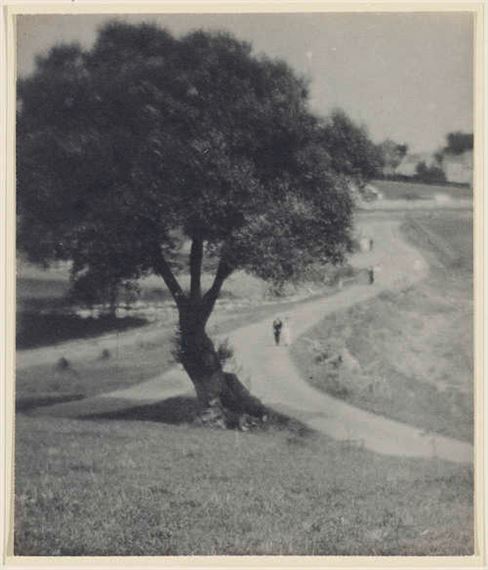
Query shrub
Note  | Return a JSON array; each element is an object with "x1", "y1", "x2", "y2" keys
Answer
[{"x1": 216, "y1": 339, "x2": 234, "y2": 365}]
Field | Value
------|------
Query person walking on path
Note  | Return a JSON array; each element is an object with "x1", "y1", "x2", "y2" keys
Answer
[
  {"x1": 272, "y1": 317, "x2": 283, "y2": 346},
  {"x1": 368, "y1": 266, "x2": 375, "y2": 285},
  {"x1": 282, "y1": 316, "x2": 292, "y2": 346}
]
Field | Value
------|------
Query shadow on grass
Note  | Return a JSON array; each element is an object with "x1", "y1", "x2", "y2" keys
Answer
[
  {"x1": 16, "y1": 313, "x2": 148, "y2": 350},
  {"x1": 16, "y1": 393, "x2": 85, "y2": 412},
  {"x1": 81, "y1": 395, "x2": 312, "y2": 436},
  {"x1": 83, "y1": 396, "x2": 201, "y2": 424}
]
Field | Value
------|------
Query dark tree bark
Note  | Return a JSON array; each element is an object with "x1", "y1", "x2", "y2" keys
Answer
[
  {"x1": 190, "y1": 238, "x2": 204, "y2": 301},
  {"x1": 178, "y1": 301, "x2": 266, "y2": 427},
  {"x1": 153, "y1": 247, "x2": 185, "y2": 306}
]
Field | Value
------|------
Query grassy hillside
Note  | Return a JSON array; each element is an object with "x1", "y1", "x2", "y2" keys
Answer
[{"x1": 291, "y1": 209, "x2": 473, "y2": 441}]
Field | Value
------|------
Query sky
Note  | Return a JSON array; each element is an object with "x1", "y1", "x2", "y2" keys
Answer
[{"x1": 17, "y1": 12, "x2": 474, "y2": 154}]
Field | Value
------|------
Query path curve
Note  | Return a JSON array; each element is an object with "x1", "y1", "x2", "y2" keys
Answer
[
  {"x1": 35, "y1": 215, "x2": 473, "y2": 464},
  {"x1": 227, "y1": 218, "x2": 472, "y2": 463}
]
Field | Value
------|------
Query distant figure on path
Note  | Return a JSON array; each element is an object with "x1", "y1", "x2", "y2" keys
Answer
[
  {"x1": 282, "y1": 317, "x2": 292, "y2": 346},
  {"x1": 273, "y1": 317, "x2": 283, "y2": 346},
  {"x1": 368, "y1": 266, "x2": 375, "y2": 285},
  {"x1": 369, "y1": 238, "x2": 374, "y2": 251}
]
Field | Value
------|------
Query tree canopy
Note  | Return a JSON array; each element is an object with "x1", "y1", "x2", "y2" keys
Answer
[
  {"x1": 17, "y1": 22, "x2": 376, "y2": 309},
  {"x1": 319, "y1": 110, "x2": 383, "y2": 185},
  {"x1": 378, "y1": 139, "x2": 408, "y2": 176},
  {"x1": 415, "y1": 160, "x2": 446, "y2": 184}
]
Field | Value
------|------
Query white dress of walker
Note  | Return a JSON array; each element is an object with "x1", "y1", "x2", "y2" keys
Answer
[{"x1": 282, "y1": 318, "x2": 292, "y2": 346}]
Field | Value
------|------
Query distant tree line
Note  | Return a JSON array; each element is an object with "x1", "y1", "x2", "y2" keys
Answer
[
  {"x1": 376, "y1": 130, "x2": 473, "y2": 185},
  {"x1": 377, "y1": 139, "x2": 409, "y2": 177}
]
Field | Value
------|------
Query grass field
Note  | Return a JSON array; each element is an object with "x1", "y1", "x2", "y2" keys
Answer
[
  {"x1": 15, "y1": 415, "x2": 473, "y2": 556},
  {"x1": 291, "y1": 208, "x2": 473, "y2": 441},
  {"x1": 373, "y1": 179, "x2": 472, "y2": 201}
]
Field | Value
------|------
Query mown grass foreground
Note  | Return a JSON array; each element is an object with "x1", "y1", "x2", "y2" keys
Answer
[{"x1": 15, "y1": 415, "x2": 473, "y2": 556}]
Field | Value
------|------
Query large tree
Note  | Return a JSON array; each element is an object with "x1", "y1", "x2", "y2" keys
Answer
[{"x1": 18, "y1": 22, "x2": 360, "y2": 425}]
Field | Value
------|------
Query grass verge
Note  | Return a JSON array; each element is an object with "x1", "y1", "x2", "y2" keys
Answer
[{"x1": 373, "y1": 179, "x2": 472, "y2": 201}]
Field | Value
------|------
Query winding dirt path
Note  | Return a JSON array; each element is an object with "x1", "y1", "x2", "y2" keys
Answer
[
  {"x1": 226, "y1": 217, "x2": 472, "y2": 463},
  {"x1": 30, "y1": 214, "x2": 473, "y2": 464}
]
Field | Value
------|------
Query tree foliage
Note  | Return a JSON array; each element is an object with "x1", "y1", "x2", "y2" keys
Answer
[
  {"x1": 378, "y1": 139, "x2": 408, "y2": 175},
  {"x1": 319, "y1": 109, "x2": 384, "y2": 185},
  {"x1": 17, "y1": 22, "x2": 366, "y2": 305},
  {"x1": 415, "y1": 161, "x2": 446, "y2": 184}
]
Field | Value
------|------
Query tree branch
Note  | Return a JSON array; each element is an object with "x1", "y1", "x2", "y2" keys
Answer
[
  {"x1": 152, "y1": 248, "x2": 186, "y2": 306},
  {"x1": 190, "y1": 238, "x2": 204, "y2": 301},
  {"x1": 201, "y1": 256, "x2": 233, "y2": 321}
]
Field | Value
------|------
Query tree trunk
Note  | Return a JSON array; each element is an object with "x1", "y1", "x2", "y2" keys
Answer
[
  {"x1": 178, "y1": 304, "x2": 266, "y2": 428},
  {"x1": 153, "y1": 246, "x2": 265, "y2": 428}
]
